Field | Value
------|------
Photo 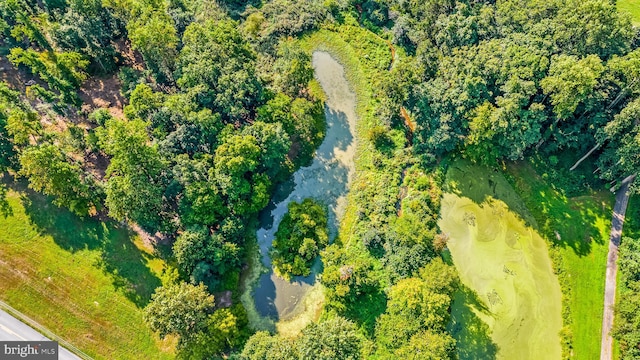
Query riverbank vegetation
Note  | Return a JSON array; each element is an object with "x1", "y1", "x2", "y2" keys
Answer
[{"x1": 1, "y1": 0, "x2": 639, "y2": 359}]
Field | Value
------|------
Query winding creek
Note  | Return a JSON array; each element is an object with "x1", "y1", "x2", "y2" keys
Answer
[{"x1": 250, "y1": 51, "x2": 358, "y2": 322}]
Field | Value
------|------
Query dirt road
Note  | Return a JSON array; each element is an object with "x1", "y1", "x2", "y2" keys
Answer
[{"x1": 600, "y1": 174, "x2": 635, "y2": 360}]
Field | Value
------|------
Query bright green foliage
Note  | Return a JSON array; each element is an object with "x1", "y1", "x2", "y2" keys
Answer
[
  {"x1": 144, "y1": 282, "x2": 214, "y2": 339},
  {"x1": 613, "y1": 238, "x2": 640, "y2": 359},
  {"x1": 241, "y1": 331, "x2": 299, "y2": 360},
  {"x1": 4, "y1": 106, "x2": 41, "y2": 146},
  {"x1": 272, "y1": 40, "x2": 314, "y2": 97},
  {"x1": 177, "y1": 304, "x2": 250, "y2": 359},
  {"x1": 172, "y1": 226, "x2": 240, "y2": 290},
  {"x1": 173, "y1": 154, "x2": 226, "y2": 226},
  {"x1": 256, "y1": 93, "x2": 325, "y2": 166},
  {"x1": 0, "y1": 0, "x2": 51, "y2": 49},
  {"x1": 241, "y1": 121, "x2": 291, "y2": 180},
  {"x1": 19, "y1": 144, "x2": 95, "y2": 215},
  {"x1": 128, "y1": 10, "x2": 178, "y2": 82},
  {"x1": 178, "y1": 19, "x2": 263, "y2": 122},
  {"x1": 271, "y1": 198, "x2": 328, "y2": 280},
  {"x1": 375, "y1": 258, "x2": 458, "y2": 353},
  {"x1": 541, "y1": 55, "x2": 604, "y2": 120},
  {"x1": 298, "y1": 317, "x2": 363, "y2": 360},
  {"x1": 213, "y1": 134, "x2": 270, "y2": 215},
  {"x1": 240, "y1": 317, "x2": 362, "y2": 360},
  {"x1": 8, "y1": 48, "x2": 88, "y2": 104},
  {"x1": 124, "y1": 83, "x2": 164, "y2": 121},
  {"x1": 394, "y1": 330, "x2": 456, "y2": 360},
  {"x1": 244, "y1": 0, "x2": 327, "y2": 45},
  {"x1": 96, "y1": 118, "x2": 167, "y2": 231}
]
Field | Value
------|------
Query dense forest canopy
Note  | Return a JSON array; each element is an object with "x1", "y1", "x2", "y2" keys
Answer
[{"x1": 0, "y1": 0, "x2": 639, "y2": 358}]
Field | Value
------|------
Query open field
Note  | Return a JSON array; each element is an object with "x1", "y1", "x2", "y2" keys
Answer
[
  {"x1": 0, "y1": 188, "x2": 174, "y2": 359},
  {"x1": 505, "y1": 161, "x2": 612, "y2": 360},
  {"x1": 618, "y1": 0, "x2": 640, "y2": 25},
  {"x1": 441, "y1": 160, "x2": 562, "y2": 359}
]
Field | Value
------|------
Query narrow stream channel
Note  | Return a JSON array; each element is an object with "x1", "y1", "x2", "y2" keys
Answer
[{"x1": 251, "y1": 51, "x2": 358, "y2": 321}]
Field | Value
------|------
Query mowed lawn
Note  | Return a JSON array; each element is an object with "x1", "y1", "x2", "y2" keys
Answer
[
  {"x1": 618, "y1": 0, "x2": 640, "y2": 25},
  {"x1": 506, "y1": 163, "x2": 612, "y2": 360},
  {"x1": 0, "y1": 189, "x2": 174, "y2": 359}
]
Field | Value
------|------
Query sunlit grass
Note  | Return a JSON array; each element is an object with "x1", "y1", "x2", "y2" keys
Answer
[
  {"x1": 0, "y1": 189, "x2": 174, "y2": 359},
  {"x1": 505, "y1": 162, "x2": 612, "y2": 360},
  {"x1": 618, "y1": 0, "x2": 640, "y2": 25}
]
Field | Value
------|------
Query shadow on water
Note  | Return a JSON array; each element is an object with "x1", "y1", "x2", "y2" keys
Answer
[
  {"x1": 15, "y1": 184, "x2": 162, "y2": 308},
  {"x1": 251, "y1": 105, "x2": 354, "y2": 320},
  {"x1": 448, "y1": 284, "x2": 499, "y2": 360},
  {"x1": 315, "y1": 106, "x2": 353, "y2": 159}
]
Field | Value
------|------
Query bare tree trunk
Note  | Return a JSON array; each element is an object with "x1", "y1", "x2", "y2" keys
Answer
[{"x1": 570, "y1": 143, "x2": 601, "y2": 171}]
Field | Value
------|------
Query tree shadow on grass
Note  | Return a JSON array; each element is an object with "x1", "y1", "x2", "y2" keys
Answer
[
  {"x1": 448, "y1": 285, "x2": 498, "y2": 360},
  {"x1": 18, "y1": 187, "x2": 161, "y2": 308}
]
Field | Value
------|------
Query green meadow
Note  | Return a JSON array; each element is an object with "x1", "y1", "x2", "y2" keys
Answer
[{"x1": 0, "y1": 187, "x2": 174, "y2": 359}]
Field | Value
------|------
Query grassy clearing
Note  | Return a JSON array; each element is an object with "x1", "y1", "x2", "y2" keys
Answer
[
  {"x1": 441, "y1": 160, "x2": 562, "y2": 359},
  {"x1": 618, "y1": 0, "x2": 640, "y2": 25},
  {"x1": 505, "y1": 161, "x2": 612, "y2": 360},
  {"x1": 0, "y1": 188, "x2": 174, "y2": 359}
]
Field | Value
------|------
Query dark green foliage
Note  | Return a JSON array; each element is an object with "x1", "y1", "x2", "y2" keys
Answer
[
  {"x1": 256, "y1": 93, "x2": 325, "y2": 166},
  {"x1": 173, "y1": 226, "x2": 240, "y2": 291},
  {"x1": 49, "y1": 0, "x2": 123, "y2": 74},
  {"x1": 271, "y1": 198, "x2": 328, "y2": 279},
  {"x1": 213, "y1": 134, "x2": 271, "y2": 216},
  {"x1": 177, "y1": 304, "x2": 251, "y2": 359},
  {"x1": 96, "y1": 118, "x2": 168, "y2": 231},
  {"x1": 245, "y1": 0, "x2": 328, "y2": 47},
  {"x1": 178, "y1": 19, "x2": 263, "y2": 122},
  {"x1": 596, "y1": 97, "x2": 640, "y2": 193},
  {"x1": 240, "y1": 331, "x2": 299, "y2": 360},
  {"x1": 127, "y1": 10, "x2": 178, "y2": 83},
  {"x1": 272, "y1": 40, "x2": 314, "y2": 98}
]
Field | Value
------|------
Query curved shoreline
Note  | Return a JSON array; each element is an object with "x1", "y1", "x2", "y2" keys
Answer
[{"x1": 242, "y1": 51, "x2": 358, "y2": 333}]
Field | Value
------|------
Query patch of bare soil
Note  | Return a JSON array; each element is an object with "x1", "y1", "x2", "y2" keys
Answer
[{"x1": 78, "y1": 75, "x2": 126, "y2": 120}]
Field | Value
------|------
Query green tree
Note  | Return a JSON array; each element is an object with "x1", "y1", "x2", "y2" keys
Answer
[
  {"x1": 172, "y1": 226, "x2": 240, "y2": 290},
  {"x1": 595, "y1": 97, "x2": 640, "y2": 192},
  {"x1": 213, "y1": 134, "x2": 270, "y2": 215},
  {"x1": 241, "y1": 121, "x2": 291, "y2": 180},
  {"x1": 541, "y1": 54, "x2": 604, "y2": 121},
  {"x1": 394, "y1": 330, "x2": 456, "y2": 360},
  {"x1": 178, "y1": 305, "x2": 250, "y2": 360},
  {"x1": 143, "y1": 282, "x2": 214, "y2": 339},
  {"x1": 271, "y1": 198, "x2": 328, "y2": 280},
  {"x1": 96, "y1": 118, "x2": 167, "y2": 230},
  {"x1": 298, "y1": 317, "x2": 363, "y2": 360},
  {"x1": 19, "y1": 144, "x2": 95, "y2": 215},
  {"x1": 241, "y1": 331, "x2": 299, "y2": 360},
  {"x1": 128, "y1": 10, "x2": 178, "y2": 82},
  {"x1": 50, "y1": 0, "x2": 122, "y2": 73},
  {"x1": 178, "y1": 19, "x2": 263, "y2": 122},
  {"x1": 272, "y1": 40, "x2": 314, "y2": 97}
]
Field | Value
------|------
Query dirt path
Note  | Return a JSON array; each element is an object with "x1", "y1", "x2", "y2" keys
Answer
[{"x1": 600, "y1": 174, "x2": 636, "y2": 360}]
